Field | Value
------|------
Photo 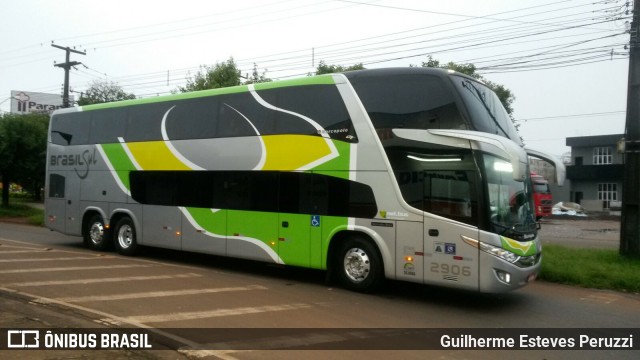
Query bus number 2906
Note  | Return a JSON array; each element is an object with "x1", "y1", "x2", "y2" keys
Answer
[{"x1": 430, "y1": 263, "x2": 471, "y2": 277}]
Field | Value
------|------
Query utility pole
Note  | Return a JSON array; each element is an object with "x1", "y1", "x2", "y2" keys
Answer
[
  {"x1": 52, "y1": 44, "x2": 86, "y2": 108},
  {"x1": 620, "y1": 0, "x2": 640, "y2": 258}
]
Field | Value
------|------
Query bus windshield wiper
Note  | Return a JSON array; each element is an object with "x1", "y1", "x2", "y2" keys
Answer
[{"x1": 490, "y1": 220, "x2": 536, "y2": 241}]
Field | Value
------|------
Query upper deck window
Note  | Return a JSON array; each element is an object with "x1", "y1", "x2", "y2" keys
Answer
[
  {"x1": 348, "y1": 74, "x2": 466, "y2": 137},
  {"x1": 50, "y1": 84, "x2": 355, "y2": 145}
]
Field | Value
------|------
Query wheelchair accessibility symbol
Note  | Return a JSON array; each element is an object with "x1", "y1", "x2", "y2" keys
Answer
[{"x1": 311, "y1": 215, "x2": 321, "y2": 227}]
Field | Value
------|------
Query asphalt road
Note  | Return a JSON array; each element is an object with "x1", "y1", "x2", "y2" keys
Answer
[{"x1": 0, "y1": 220, "x2": 638, "y2": 359}]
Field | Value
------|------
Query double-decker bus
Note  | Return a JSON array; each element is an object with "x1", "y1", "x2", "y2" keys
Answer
[{"x1": 45, "y1": 67, "x2": 564, "y2": 293}]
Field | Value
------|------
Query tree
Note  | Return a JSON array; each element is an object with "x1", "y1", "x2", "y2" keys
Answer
[
  {"x1": 0, "y1": 113, "x2": 49, "y2": 206},
  {"x1": 243, "y1": 63, "x2": 272, "y2": 84},
  {"x1": 420, "y1": 56, "x2": 516, "y2": 118},
  {"x1": 77, "y1": 80, "x2": 136, "y2": 106},
  {"x1": 313, "y1": 61, "x2": 365, "y2": 75},
  {"x1": 178, "y1": 57, "x2": 242, "y2": 92}
]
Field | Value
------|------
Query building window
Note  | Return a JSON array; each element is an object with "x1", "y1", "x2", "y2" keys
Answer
[
  {"x1": 593, "y1": 147, "x2": 612, "y2": 165},
  {"x1": 598, "y1": 183, "x2": 617, "y2": 209}
]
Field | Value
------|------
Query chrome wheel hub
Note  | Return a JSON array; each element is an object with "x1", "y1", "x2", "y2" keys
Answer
[
  {"x1": 117, "y1": 225, "x2": 134, "y2": 249},
  {"x1": 343, "y1": 248, "x2": 370, "y2": 283},
  {"x1": 89, "y1": 222, "x2": 104, "y2": 245}
]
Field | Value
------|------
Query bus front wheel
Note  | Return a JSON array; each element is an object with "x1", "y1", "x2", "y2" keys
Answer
[
  {"x1": 336, "y1": 237, "x2": 383, "y2": 292},
  {"x1": 114, "y1": 217, "x2": 138, "y2": 256}
]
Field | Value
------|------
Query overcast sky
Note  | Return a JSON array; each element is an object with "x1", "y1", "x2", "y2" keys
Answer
[{"x1": 1, "y1": 0, "x2": 631, "y2": 156}]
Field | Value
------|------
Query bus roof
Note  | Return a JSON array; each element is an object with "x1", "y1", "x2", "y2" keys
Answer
[
  {"x1": 58, "y1": 74, "x2": 338, "y2": 115},
  {"x1": 55, "y1": 67, "x2": 478, "y2": 116}
]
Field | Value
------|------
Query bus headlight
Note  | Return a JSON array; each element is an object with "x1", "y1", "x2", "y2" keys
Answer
[
  {"x1": 462, "y1": 236, "x2": 521, "y2": 264},
  {"x1": 479, "y1": 242, "x2": 520, "y2": 263}
]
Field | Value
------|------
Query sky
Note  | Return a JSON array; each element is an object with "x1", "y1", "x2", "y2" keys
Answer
[{"x1": 0, "y1": 0, "x2": 631, "y2": 157}]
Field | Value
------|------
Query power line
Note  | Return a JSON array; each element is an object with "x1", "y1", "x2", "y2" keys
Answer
[
  {"x1": 517, "y1": 110, "x2": 626, "y2": 122},
  {"x1": 8, "y1": 0, "x2": 629, "y2": 98}
]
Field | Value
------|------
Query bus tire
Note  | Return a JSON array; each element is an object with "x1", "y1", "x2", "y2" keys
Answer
[
  {"x1": 84, "y1": 214, "x2": 110, "y2": 251},
  {"x1": 336, "y1": 236, "x2": 384, "y2": 293},
  {"x1": 114, "y1": 217, "x2": 138, "y2": 256}
]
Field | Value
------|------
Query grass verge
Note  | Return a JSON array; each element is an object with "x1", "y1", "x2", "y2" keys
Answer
[
  {"x1": 0, "y1": 203, "x2": 44, "y2": 226},
  {"x1": 540, "y1": 244, "x2": 640, "y2": 293}
]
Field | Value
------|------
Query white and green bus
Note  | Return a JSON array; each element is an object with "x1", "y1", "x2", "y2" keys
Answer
[{"x1": 45, "y1": 67, "x2": 564, "y2": 293}]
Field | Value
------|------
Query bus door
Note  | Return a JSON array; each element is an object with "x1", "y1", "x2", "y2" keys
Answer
[
  {"x1": 225, "y1": 172, "x2": 280, "y2": 263},
  {"x1": 46, "y1": 172, "x2": 67, "y2": 233},
  {"x1": 276, "y1": 172, "x2": 319, "y2": 268},
  {"x1": 422, "y1": 169, "x2": 480, "y2": 291},
  {"x1": 64, "y1": 172, "x2": 82, "y2": 235},
  {"x1": 278, "y1": 213, "x2": 316, "y2": 267}
]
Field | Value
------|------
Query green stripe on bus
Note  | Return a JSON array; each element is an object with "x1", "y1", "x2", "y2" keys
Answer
[
  {"x1": 185, "y1": 207, "x2": 227, "y2": 235},
  {"x1": 311, "y1": 140, "x2": 351, "y2": 176},
  {"x1": 100, "y1": 143, "x2": 136, "y2": 189}
]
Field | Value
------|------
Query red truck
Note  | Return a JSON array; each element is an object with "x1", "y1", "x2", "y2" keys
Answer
[{"x1": 531, "y1": 172, "x2": 553, "y2": 220}]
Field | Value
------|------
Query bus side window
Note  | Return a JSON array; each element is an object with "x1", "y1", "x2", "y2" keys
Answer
[
  {"x1": 165, "y1": 98, "x2": 219, "y2": 140},
  {"x1": 275, "y1": 86, "x2": 356, "y2": 142},
  {"x1": 217, "y1": 102, "x2": 259, "y2": 137},
  {"x1": 248, "y1": 172, "x2": 279, "y2": 212},
  {"x1": 278, "y1": 172, "x2": 302, "y2": 214},
  {"x1": 126, "y1": 104, "x2": 165, "y2": 142},
  {"x1": 48, "y1": 174, "x2": 66, "y2": 198},
  {"x1": 424, "y1": 170, "x2": 477, "y2": 226},
  {"x1": 176, "y1": 171, "x2": 215, "y2": 208},
  {"x1": 221, "y1": 172, "x2": 250, "y2": 210},
  {"x1": 51, "y1": 113, "x2": 90, "y2": 145},
  {"x1": 90, "y1": 108, "x2": 127, "y2": 144}
]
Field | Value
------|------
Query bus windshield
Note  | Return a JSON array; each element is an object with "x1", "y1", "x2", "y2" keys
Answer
[
  {"x1": 483, "y1": 154, "x2": 537, "y2": 240},
  {"x1": 452, "y1": 77, "x2": 523, "y2": 146}
]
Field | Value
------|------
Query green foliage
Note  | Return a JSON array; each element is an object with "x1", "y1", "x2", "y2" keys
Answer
[
  {"x1": 540, "y1": 244, "x2": 640, "y2": 292},
  {"x1": 314, "y1": 61, "x2": 365, "y2": 75},
  {"x1": 0, "y1": 202, "x2": 42, "y2": 222},
  {"x1": 243, "y1": 63, "x2": 272, "y2": 84},
  {"x1": 0, "y1": 113, "x2": 49, "y2": 206},
  {"x1": 77, "y1": 80, "x2": 136, "y2": 106},
  {"x1": 178, "y1": 58, "x2": 242, "y2": 92},
  {"x1": 178, "y1": 58, "x2": 271, "y2": 92},
  {"x1": 0, "y1": 200, "x2": 44, "y2": 226},
  {"x1": 174, "y1": 57, "x2": 271, "y2": 92}
]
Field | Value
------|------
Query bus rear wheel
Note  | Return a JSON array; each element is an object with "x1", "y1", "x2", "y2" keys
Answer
[
  {"x1": 336, "y1": 237, "x2": 383, "y2": 292},
  {"x1": 114, "y1": 217, "x2": 138, "y2": 256},
  {"x1": 84, "y1": 215, "x2": 110, "y2": 251}
]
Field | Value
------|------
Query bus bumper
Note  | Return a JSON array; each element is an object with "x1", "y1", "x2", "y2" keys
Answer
[{"x1": 478, "y1": 251, "x2": 542, "y2": 293}]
